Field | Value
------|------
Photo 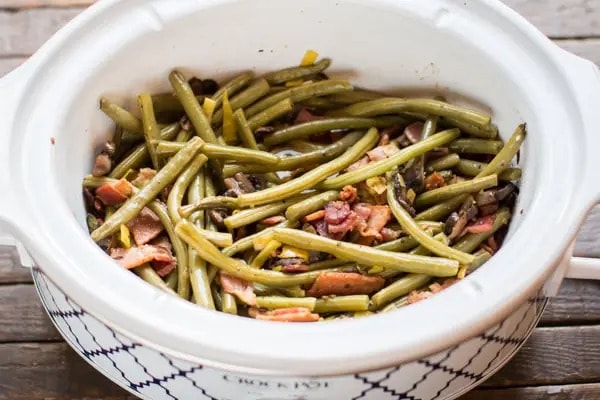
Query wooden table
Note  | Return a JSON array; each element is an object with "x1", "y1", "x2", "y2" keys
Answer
[{"x1": 1, "y1": 1, "x2": 600, "y2": 399}]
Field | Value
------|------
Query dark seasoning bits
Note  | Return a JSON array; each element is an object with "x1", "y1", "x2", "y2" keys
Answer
[{"x1": 83, "y1": 50, "x2": 525, "y2": 322}]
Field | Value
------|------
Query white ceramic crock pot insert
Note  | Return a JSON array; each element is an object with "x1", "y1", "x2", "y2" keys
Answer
[{"x1": 1, "y1": 0, "x2": 600, "y2": 377}]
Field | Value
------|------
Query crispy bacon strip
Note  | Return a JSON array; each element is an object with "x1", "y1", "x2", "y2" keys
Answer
[
  {"x1": 110, "y1": 245, "x2": 174, "y2": 270},
  {"x1": 465, "y1": 215, "x2": 495, "y2": 234},
  {"x1": 424, "y1": 172, "x2": 446, "y2": 191},
  {"x1": 307, "y1": 272, "x2": 385, "y2": 297},
  {"x1": 339, "y1": 185, "x2": 358, "y2": 203},
  {"x1": 249, "y1": 307, "x2": 319, "y2": 322},
  {"x1": 95, "y1": 178, "x2": 132, "y2": 206},
  {"x1": 127, "y1": 207, "x2": 164, "y2": 246},
  {"x1": 219, "y1": 272, "x2": 257, "y2": 306}
]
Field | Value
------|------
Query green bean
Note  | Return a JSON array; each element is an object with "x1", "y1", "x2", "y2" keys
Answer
[
  {"x1": 154, "y1": 140, "x2": 280, "y2": 165},
  {"x1": 212, "y1": 286, "x2": 223, "y2": 310},
  {"x1": 169, "y1": 70, "x2": 218, "y2": 145},
  {"x1": 203, "y1": 173, "x2": 220, "y2": 283},
  {"x1": 176, "y1": 219, "x2": 321, "y2": 286},
  {"x1": 288, "y1": 140, "x2": 329, "y2": 153},
  {"x1": 134, "y1": 264, "x2": 176, "y2": 294},
  {"x1": 469, "y1": 249, "x2": 493, "y2": 272},
  {"x1": 414, "y1": 194, "x2": 469, "y2": 222},
  {"x1": 476, "y1": 124, "x2": 526, "y2": 178},
  {"x1": 194, "y1": 229, "x2": 233, "y2": 247},
  {"x1": 165, "y1": 270, "x2": 178, "y2": 291},
  {"x1": 426, "y1": 154, "x2": 460, "y2": 172},
  {"x1": 250, "y1": 240, "x2": 282, "y2": 269},
  {"x1": 222, "y1": 130, "x2": 365, "y2": 176},
  {"x1": 314, "y1": 295, "x2": 370, "y2": 313},
  {"x1": 224, "y1": 195, "x2": 309, "y2": 230},
  {"x1": 175, "y1": 128, "x2": 193, "y2": 143},
  {"x1": 109, "y1": 123, "x2": 180, "y2": 179},
  {"x1": 211, "y1": 78, "x2": 270, "y2": 125},
  {"x1": 453, "y1": 208, "x2": 511, "y2": 253},
  {"x1": 386, "y1": 174, "x2": 475, "y2": 265},
  {"x1": 245, "y1": 80, "x2": 353, "y2": 118},
  {"x1": 233, "y1": 109, "x2": 280, "y2": 183},
  {"x1": 236, "y1": 127, "x2": 379, "y2": 207},
  {"x1": 449, "y1": 138, "x2": 503, "y2": 155},
  {"x1": 151, "y1": 93, "x2": 198, "y2": 114},
  {"x1": 187, "y1": 172, "x2": 215, "y2": 309},
  {"x1": 180, "y1": 196, "x2": 239, "y2": 216},
  {"x1": 247, "y1": 98, "x2": 294, "y2": 131},
  {"x1": 380, "y1": 296, "x2": 409, "y2": 313},
  {"x1": 220, "y1": 289, "x2": 238, "y2": 314},
  {"x1": 167, "y1": 153, "x2": 208, "y2": 225},
  {"x1": 414, "y1": 174, "x2": 498, "y2": 209},
  {"x1": 285, "y1": 190, "x2": 339, "y2": 222},
  {"x1": 321, "y1": 128, "x2": 460, "y2": 189},
  {"x1": 212, "y1": 71, "x2": 255, "y2": 108},
  {"x1": 306, "y1": 259, "x2": 349, "y2": 272},
  {"x1": 112, "y1": 125, "x2": 124, "y2": 160},
  {"x1": 371, "y1": 274, "x2": 431, "y2": 310},
  {"x1": 300, "y1": 97, "x2": 339, "y2": 110},
  {"x1": 264, "y1": 118, "x2": 378, "y2": 147},
  {"x1": 326, "y1": 89, "x2": 383, "y2": 105},
  {"x1": 256, "y1": 296, "x2": 317, "y2": 310},
  {"x1": 91, "y1": 137, "x2": 204, "y2": 242},
  {"x1": 440, "y1": 116, "x2": 498, "y2": 139},
  {"x1": 254, "y1": 284, "x2": 306, "y2": 298},
  {"x1": 272, "y1": 228, "x2": 459, "y2": 277},
  {"x1": 264, "y1": 58, "x2": 331, "y2": 85},
  {"x1": 456, "y1": 159, "x2": 522, "y2": 181},
  {"x1": 99, "y1": 96, "x2": 143, "y2": 135},
  {"x1": 333, "y1": 98, "x2": 492, "y2": 129}
]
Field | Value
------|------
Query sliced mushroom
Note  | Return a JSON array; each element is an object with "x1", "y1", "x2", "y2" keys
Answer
[
  {"x1": 392, "y1": 172, "x2": 416, "y2": 216},
  {"x1": 475, "y1": 190, "x2": 499, "y2": 216},
  {"x1": 445, "y1": 196, "x2": 478, "y2": 240},
  {"x1": 208, "y1": 208, "x2": 229, "y2": 230},
  {"x1": 234, "y1": 172, "x2": 256, "y2": 193}
]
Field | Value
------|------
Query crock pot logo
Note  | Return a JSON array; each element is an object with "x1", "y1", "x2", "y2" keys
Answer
[{"x1": 222, "y1": 374, "x2": 328, "y2": 390}]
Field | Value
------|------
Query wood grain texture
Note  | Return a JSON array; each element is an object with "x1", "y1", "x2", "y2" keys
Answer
[
  {"x1": 484, "y1": 326, "x2": 600, "y2": 387},
  {"x1": 0, "y1": 246, "x2": 32, "y2": 284},
  {"x1": 541, "y1": 279, "x2": 600, "y2": 325},
  {"x1": 0, "y1": 342, "x2": 135, "y2": 399},
  {"x1": 465, "y1": 383, "x2": 600, "y2": 400},
  {"x1": 0, "y1": 285, "x2": 59, "y2": 342}
]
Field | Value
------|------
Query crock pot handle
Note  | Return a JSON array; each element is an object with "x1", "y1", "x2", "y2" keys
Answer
[
  {"x1": 0, "y1": 65, "x2": 35, "y2": 267},
  {"x1": 557, "y1": 48, "x2": 600, "y2": 281}
]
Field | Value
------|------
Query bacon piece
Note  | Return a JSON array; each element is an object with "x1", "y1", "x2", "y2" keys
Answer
[
  {"x1": 380, "y1": 227, "x2": 401, "y2": 242},
  {"x1": 404, "y1": 121, "x2": 424, "y2": 144},
  {"x1": 126, "y1": 207, "x2": 164, "y2": 246},
  {"x1": 260, "y1": 215, "x2": 287, "y2": 226},
  {"x1": 131, "y1": 168, "x2": 157, "y2": 188},
  {"x1": 149, "y1": 237, "x2": 176, "y2": 277},
  {"x1": 407, "y1": 290, "x2": 434, "y2": 304},
  {"x1": 307, "y1": 272, "x2": 385, "y2": 297},
  {"x1": 328, "y1": 211, "x2": 357, "y2": 234},
  {"x1": 249, "y1": 307, "x2": 319, "y2": 322},
  {"x1": 339, "y1": 185, "x2": 358, "y2": 203},
  {"x1": 303, "y1": 210, "x2": 325, "y2": 222},
  {"x1": 324, "y1": 201, "x2": 351, "y2": 225},
  {"x1": 367, "y1": 144, "x2": 399, "y2": 162},
  {"x1": 352, "y1": 203, "x2": 372, "y2": 220},
  {"x1": 346, "y1": 155, "x2": 369, "y2": 172},
  {"x1": 359, "y1": 205, "x2": 391, "y2": 239},
  {"x1": 280, "y1": 264, "x2": 310, "y2": 273},
  {"x1": 424, "y1": 172, "x2": 446, "y2": 191},
  {"x1": 219, "y1": 272, "x2": 257, "y2": 306},
  {"x1": 295, "y1": 107, "x2": 325, "y2": 124},
  {"x1": 110, "y1": 245, "x2": 174, "y2": 270},
  {"x1": 378, "y1": 132, "x2": 391, "y2": 146},
  {"x1": 465, "y1": 215, "x2": 495, "y2": 234},
  {"x1": 95, "y1": 178, "x2": 132, "y2": 206}
]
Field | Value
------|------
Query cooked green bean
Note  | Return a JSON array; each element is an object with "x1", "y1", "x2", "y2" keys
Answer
[
  {"x1": 333, "y1": 98, "x2": 492, "y2": 129},
  {"x1": 221, "y1": 289, "x2": 238, "y2": 314},
  {"x1": 134, "y1": 264, "x2": 176, "y2": 294},
  {"x1": 211, "y1": 78, "x2": 270, "y2": 125},
  {"x1": 300, "y1": 97, "x2": 339, "y2": 110},
  {"x1": 109, "y1": 123, "x2": 180, "y2": 179},
  {"x1": 222, "y1": 220, "x2": 296, "y2": 257},
  {"x1": 250, "y1": 240, "x2": 282, "y2": 269},
  {"x1": 326, "y1": 89, "x2": 383, "y2": 105},
  {"x1": 449, "y1": 138, "x2": 503, "y2": 155},
  {"x1": 224, "y1": 195, "x2": 309, "y2": 230},
  {"x1": 414, "y1": 194, "x2": 469, "y2": 222},
  {"x1": 453, "y1": 208, "x2": 511, "y2": 253},
  {"x1": 99, "y1": 96, "x2": 143, "y2": 135},
  {"x1": 426, "y1": 154, "x2": 461, "y2": 172},
  {"x1": 235, "y1": 127, "x2": 379, "y2": 207},
  {"x1": 151, "y1": 93, "x2": 202, "y2": 114},
  {"x1": 212, "y1": 71, "x2": 255, "y2": 108},
  {"x1": 154, "y1": 140, "x2": 280, "y2": 165},
  {"x1": 245, "y1": 80, "x2": 353, "y2": 118},
  {"x1": 254, "y1": 284, "x2": 306, "y2": 298},
  {"x1": 414, "y1": 174, "x2": 498, "y2": 209},
  {"x1": 256, "y1": 296, "x2": 317, "y2": 310},
  {"x1": 264, "y1": 58, "x2": 331, "y2": 85},
  {"x1": 91, "y1": 137, "x2": 204, "y2": 241},
  {"x1": 386, "y1": 173, "x2": 475, "y2": 265},
  {"x1": 272, "y1": 228, "x2": 459, "y2": 277},
  {"x1": 476, "y1": 124, "x2": 526, "y2": 178},
  {"x1": 222, "y1": 130, "x2": 365, "y2": 176},
  {"x1": 441, "y1": 116, "x2": 498, "y2": 139},
  {"x1": 285, "y1": 190, "x2": 340, "y2": 222},
  {"x1": 167, "y1": 153, "x2": 208, "y2": 225},
  {"x1": 456, "y1": 159, "x2": 522, "y2": 181},
  {"x1": 187, "y1": 172, "x2": 215, "y2": 309},
  {"x1": 176, "y1": 219, "x2": 321, "y2": 286},
  {"x1": 371, "y1": 274, "x2": 431, "y2": 310},
  {"x1": 175, "y1": 129, "x2": 193, "y2": 143},
  {"x1": 314, "y1": 295, "x2": 370, "y2": 313},
  {"x1": 169, "y1": 70, "x2": 218, "y2": 145},
  {"x1": 469, "y1": 249, "x2": 493, "y2": 272},
  {"x1": 321, "y1": 128, "x2": 460, "y2": 189},
  {"x1": 165, "y1": 270, "x2": 178, "y2": 291},
  {"x1": 264, "y1": 118, "x2": 378, "y2": 147},
  {"x1": 247, "y1": 98, "x2": 294, "y2": 131}
]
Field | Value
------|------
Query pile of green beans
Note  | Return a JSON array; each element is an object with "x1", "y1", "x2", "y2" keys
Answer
[{"x1": 85, "y1": 55, "x2": 525, "y2": 321}]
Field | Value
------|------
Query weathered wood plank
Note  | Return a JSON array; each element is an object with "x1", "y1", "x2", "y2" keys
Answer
[
  {"x1": 0, "y1": 284, "x2": 59, "y2": 342},
  {"x1": 575, "y1": 205, "x2": 600, "y2": 259},
  {"x1": 464, "y1": 383, "x2": 600, "y2": 400},
  {"x1": 483, "y1": 325, "x2": 600, "y2": 387},
  {"x1": 0, "y1": 342, "x2": 134, "y2": 399},
  {"x1": 0, "y1": 0, "x2": 92, "y2": 7},
  {"x1": 0, "y1": 246, "x2": 31, "y2": 284},
  {"x1": 503, "y1": 0, "x2": 600, "y2": 38},
  {"x1": 541, "y1": 279, "x2": 600, "y2": 325}
]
